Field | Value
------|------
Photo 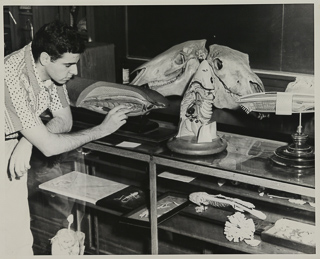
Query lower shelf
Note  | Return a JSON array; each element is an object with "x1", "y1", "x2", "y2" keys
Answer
[{"x1": 158, "y1": 212, "x2": 305, "y2": 254}]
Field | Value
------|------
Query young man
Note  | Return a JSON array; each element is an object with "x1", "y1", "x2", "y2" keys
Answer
[{"x1": 4, "y1": 20, "x2": 130, "y2": 256}]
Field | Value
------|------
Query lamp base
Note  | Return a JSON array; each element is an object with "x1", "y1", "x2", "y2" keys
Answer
[
  {"x1": 270, "y1": 132, "x2": 315, "y2": 169},
  {"x1": 167, "y1": 135, "x2": 227, "y2": 155}
]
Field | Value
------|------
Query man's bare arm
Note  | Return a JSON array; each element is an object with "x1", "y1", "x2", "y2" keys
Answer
[
  {"x1": 21, "y1": 105, "x2": 130, "y2": 157},
  {"x1": 12, "y1": 106, "x2": 73, "y2": 164}
]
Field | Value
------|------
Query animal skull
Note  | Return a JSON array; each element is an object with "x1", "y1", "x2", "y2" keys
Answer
[
  {"x1": 207, "y1": 44, "x2": 265, "y2": 110},
  {"x1": 131, "y1": 41, "x2": 265, "y2": 113},
  {"x1": 130, "y1": 39, "x2": 208, "y2": 96}
]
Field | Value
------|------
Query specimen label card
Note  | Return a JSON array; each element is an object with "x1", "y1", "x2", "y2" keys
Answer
[
  {"x1": 116, "y1": 141, "x2": 141, "y2": 148},
  {"x1": 158, "y1": 171, "x2": 196, "y2": 183}
]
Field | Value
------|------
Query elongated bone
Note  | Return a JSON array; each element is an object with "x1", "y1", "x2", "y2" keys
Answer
[{"x1": 189, "y1": 192, "x2": 266, "y2": 220}]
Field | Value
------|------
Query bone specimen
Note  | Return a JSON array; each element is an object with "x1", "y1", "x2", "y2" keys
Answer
[
  {"x1": 177, "y1": 60, "x2": 217, "y2": 142},
  {"x1": 224, "y1": 212, "x2": 259, "y2": 245},
  {"x1": 206, "y1": 44, "x2": 265, "y2": 110},
  {"x1": 131, "y1": 41, "x2": 265, "y2": 113},
  {"x1": 285, "y1": 75, "x2": 314, "y2": 94},
  {"x1": 167, "y1": 48, "x2": 266, "y2": 153},
  {"x1": 167, "y1": 60, "x2": 228, "y2": 154},
  {"x1": 131, "y1": 39, "x2": 208, "y2": 96},
  {"x1": 189, "y1": 192, "x2": 266, "y2": 220},
  {"x1": 51, "y1": 214, "x2": 85, "y2": 255},
  {"x1": 66, "y1": 76, "x2": 169, "y2": 116}
]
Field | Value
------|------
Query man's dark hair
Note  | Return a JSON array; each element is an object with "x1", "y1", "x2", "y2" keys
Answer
[{"x1": 31, "y1": 20, "x2": 86, "y2": 62}]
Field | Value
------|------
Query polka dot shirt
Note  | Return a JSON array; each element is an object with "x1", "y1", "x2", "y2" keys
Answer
[{"x1": 5, "y1": 43, "x2": 70, "y2": 139}]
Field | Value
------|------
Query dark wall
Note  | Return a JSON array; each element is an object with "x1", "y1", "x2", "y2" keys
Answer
[
  {"x1": 89, "y1": 6, "x2": 125, "y2": 83},
  {"x1": 125, "y1": 4, "x2": 314, "y2": 74},
  {"x1": 281, "y1": 4, "x2": 314, "y2": 73}
]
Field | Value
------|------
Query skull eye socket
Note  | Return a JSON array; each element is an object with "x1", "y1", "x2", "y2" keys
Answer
[
  {"x1": 175, "y1": 53, "x2": 186, "y2": 65},
  {"x1": 214, "y1": 58, "x2": 223, "y2": 70}
]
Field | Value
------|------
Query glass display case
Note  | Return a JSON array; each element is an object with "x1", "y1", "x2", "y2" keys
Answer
[
  {"x1": 29, "y1": 102, "x2": 315, "y2": 255},
  {"x1": 74, "y1": 125, "x2": 315, "y2": 254}
]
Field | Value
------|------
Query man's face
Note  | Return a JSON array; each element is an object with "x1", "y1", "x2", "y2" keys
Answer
[{"x1": 46, "y1": 52, "x2": 80, "y2": 85}]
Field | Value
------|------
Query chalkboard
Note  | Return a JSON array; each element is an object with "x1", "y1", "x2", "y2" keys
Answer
[{"x1": 126, "y1": 4, "x2": 314, "y2": 74}]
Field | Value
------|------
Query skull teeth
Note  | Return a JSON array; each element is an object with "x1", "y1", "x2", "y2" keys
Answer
[{"x1": 148, "y1": 67, "x2": 184, "y2": 88}]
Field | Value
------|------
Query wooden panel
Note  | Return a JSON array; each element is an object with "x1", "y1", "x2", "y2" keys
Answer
[
  {"x1": 90, "y1": 6, "x2": 121, "y2": 45},
  {"x1": 32, "y1": 6, "x2": 60, "y2": 32},
  {"x1": 5, "y1": 6, "x2": 20, "y2": 51},
  {"x1": 4, "y1": 7, "x2": 16, "y2": 55},
  {"x1": 4, "y1": 6, "x2": 61, "y2": 53},
  {"x1": 58, "y1": 6, "x2": 71, "y2": 24},
  {"x1": 125, "y1": 4, "x2": 314, "y2": 74},
  {"x1": 86, "y1": 6, "x2": 96, "y2": 42},
  {"x1": 77, "y1": 42, "x2": 116, "y2": 82},
  {"x1": 282, "y1": 4, "x2": 314, "y2": 73},
  {"x1": 87, "y1": 6, "x2": 125, "y2": 82},
  {"x1": 126, "y1": 5, "x2": 283, "y2": 70}
]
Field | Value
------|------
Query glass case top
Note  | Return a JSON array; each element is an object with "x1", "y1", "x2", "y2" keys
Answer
[{"x1": 155, "y1": 132, "x2": 315, "y2": 189}]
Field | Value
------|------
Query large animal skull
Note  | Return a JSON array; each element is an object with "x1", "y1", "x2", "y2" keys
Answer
[
  {"x1": 130, "y1": 39, "x2": 208, "y2": 96},
  {"x1": 207, "y1": 44, "x2": 265, "y2": 110}
]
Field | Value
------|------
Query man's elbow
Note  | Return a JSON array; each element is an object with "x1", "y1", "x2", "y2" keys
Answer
[
  {"x1": 66, "y1": 122, "x2": 73, "y2": 132},
  {"x1": 41, "y1": 149, "x2": 56, "y2": 157},
  {"x1": 39, "y1": 145, "x2": 60, "y2": 157},
  {"x1": 64, "y1": 120, "x2": 73, "y2": 133}
]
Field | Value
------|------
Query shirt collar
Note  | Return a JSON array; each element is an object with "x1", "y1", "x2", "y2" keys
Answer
[{"x1": 24, "y1": 43, "x2": 53, "y2": 95}]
